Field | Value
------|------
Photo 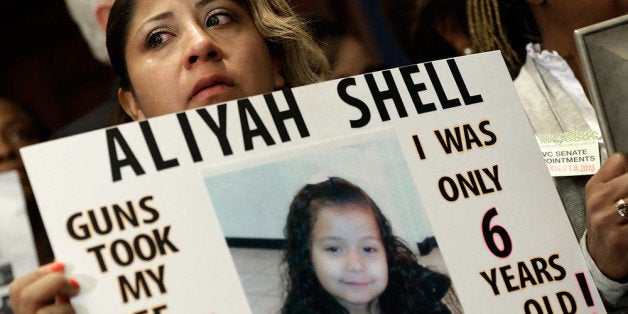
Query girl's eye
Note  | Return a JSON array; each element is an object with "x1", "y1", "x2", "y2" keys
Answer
[
  {"x1": 326, "y1": 246, "x2": 341, "y2": 253},
  {"x1": 206, "y1": 13, "x2": 233, "y2": 27},
  {"x1": 146, "y1": 32, "x2": 174, "y2": 49},
  {"x1": 363, "y1": 247, "x2": 377, "y2": 253}
]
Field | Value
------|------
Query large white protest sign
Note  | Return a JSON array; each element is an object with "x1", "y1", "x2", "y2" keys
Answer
[{"x1": 22, "y1": 51, "x2": 605, "y2": 313}]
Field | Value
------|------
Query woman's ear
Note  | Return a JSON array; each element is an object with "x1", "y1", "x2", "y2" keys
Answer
[
  {"x1": 272, "y1": 59, "x2": 285, "y2": 89},
  {"x1": 95, "y1": 0, "x2": 114, "y2": 33},
  {"x1": 117, "y1": 88, "x2": 145, "y2": 121}
]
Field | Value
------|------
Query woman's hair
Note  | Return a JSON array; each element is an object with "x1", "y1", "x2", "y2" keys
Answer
[
  {"x1": 380, "y1": 0, "x2": 467, "y2": 63},
  {"x1": 241, "y1": 0, "x2": 330, "y2": 86},
  {"x1": 466, "y1": 0, "x2": 539, "y2": 77},
  {"x1": 282, "y1": 177, "x2": 452, "y2": 313},
  {"x1": 106, "y1": 0, "x2": 330, "y2": 91}
]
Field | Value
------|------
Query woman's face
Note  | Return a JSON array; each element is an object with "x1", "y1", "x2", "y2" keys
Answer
[
  {"x1": 0, "y1": 99, "x2": 41, "y2": 194},
  {"x1": 310, "y1": 203, "x2": 388, "y2": 312},
  {"x1": 120, "y1": 0, "x2": 285, "y2": 120}
]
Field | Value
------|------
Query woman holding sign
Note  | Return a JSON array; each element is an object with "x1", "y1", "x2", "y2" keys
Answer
[
  {"x1": 0, "y1": 97, "x2": 53, "y2": 266},
  {"x1": 467, "y1": 0, "x2": 628, "y2": 311},
  {"x1": 8, "y1": 0, "x2": 330, "y2": 312}
]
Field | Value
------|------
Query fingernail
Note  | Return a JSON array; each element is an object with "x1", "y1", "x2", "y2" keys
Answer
[
  {"x1": 48, "y1": 262, "x2": 65, "y2": 273},
  {"x1": 71, "y1": 275, "x2": 96, "y2": 293},
  {"x1": 69, "y1": 278, "x2": 80, "y2": 290}
]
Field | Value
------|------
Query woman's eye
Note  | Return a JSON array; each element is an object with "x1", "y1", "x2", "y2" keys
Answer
[
  {"x1": 325, "y1": 246, "x2": 341, "y2": 253},
  {"x1": 3, "y1": 126, "x2": 37, "y2": 146},
  {"x1": 363, "y1": 247, "x2": 377, "y2": 253},
  {"x1": 8, "y1": 129, "x2": 28, "y2": 142},
  {"x1": 206, "y1": 13, "x2": 232, "y2": 27},
  {"x1": 146, "y1": 32, "x2": 173, "y2": 49}
]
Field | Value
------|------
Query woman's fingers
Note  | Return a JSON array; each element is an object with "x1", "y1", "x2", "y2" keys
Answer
[
  {"x1": 9, "y1": 262, "x2": 64, "y2": 312},
  {"x1": 8, "y1": 262, "x2": 79, "y2": 314},
  {"x1": 586, "y1": 152, "x2": 627, "y2": 190},
  {"x1": 34, "y1": 303, "x2": 76, "y2": 314},
  {"x1": 585, "y1": 153, "x2": 628, "y2": 281}
]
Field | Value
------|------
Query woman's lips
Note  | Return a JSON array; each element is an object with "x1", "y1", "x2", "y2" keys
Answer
[
  {"x1": 190, "y1": 75, "x2": 235, "y2": 105},
  {"x1": 191, "y1": 83, "x2": 230, "y2": 102}
]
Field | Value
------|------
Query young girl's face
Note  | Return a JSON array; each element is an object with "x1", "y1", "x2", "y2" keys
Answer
[
  {"x1": 310, "y1": 203, "x2": 388, "y2": 312},
  {"x1": 119, "y1": 0, "x2": 285, "y2": 120}
]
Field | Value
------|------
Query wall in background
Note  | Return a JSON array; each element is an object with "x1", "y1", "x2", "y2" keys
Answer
[{"x1": 0, "y1": 0, "x2": 114, "y2": 132}]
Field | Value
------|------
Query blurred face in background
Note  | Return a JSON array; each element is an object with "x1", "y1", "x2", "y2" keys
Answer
[{"x1": 0, "y1": 98, "x2": 43, "y2": 197}]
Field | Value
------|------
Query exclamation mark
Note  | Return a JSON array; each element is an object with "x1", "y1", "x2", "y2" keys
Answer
[{"x1": 575, "y1": 272, "x2": 595, "y2": 307}]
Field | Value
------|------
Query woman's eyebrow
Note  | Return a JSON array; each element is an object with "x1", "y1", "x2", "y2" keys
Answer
[
  {"x1": 136, "y1": 12, "x2": 174, "y2": 37},
  {"x1": 144, "y1": 12, "x2": 174, "y2": 25},
  {"x1": 195, "y1": 0, "x2": 215, "y2": 10}
]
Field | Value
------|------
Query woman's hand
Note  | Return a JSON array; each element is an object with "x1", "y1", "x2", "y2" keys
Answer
[
  {"x1": 9, "y1": 262, "x2": 80, "y2": 314},
  {"x1": 585, "y1": 152, "x2": 628, "y2": 282}
]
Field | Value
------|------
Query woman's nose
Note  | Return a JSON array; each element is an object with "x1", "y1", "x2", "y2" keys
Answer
[{"x1": 183, "y1": 25, "x2": 222, "y2": 69}]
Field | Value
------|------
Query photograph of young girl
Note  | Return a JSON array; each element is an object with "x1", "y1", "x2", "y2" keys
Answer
[
  {"x1": 283, "y1": 176, "x2": 460, "y2": 313},
  {"x1": 202, "y1": 130, "x2": 462, "y2": 313}
]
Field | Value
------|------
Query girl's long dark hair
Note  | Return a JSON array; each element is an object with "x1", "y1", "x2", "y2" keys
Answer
[{"x1": 282, "y1": 177, "x2": 451, "y2": 313}]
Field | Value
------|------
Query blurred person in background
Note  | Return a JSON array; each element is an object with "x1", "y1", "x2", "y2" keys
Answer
[
  {"x1": 383, "y1": 0, "x2": 627, "y2": 311},
  {"x1": 380, "y1": 0, "x2": 470, "y2": 63},
  {"x1": 53, "y1": 0, "x2": 130, "y2": 139},
  {"x1": 290, "y1": 0, "x2": 381, "y2": 78},
  {"x1": 0, "y1": 97, "x2": 52, "y2": 265},
  {"x1": 467, "y1": 0, "x2": 628, "y2": 311}
]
